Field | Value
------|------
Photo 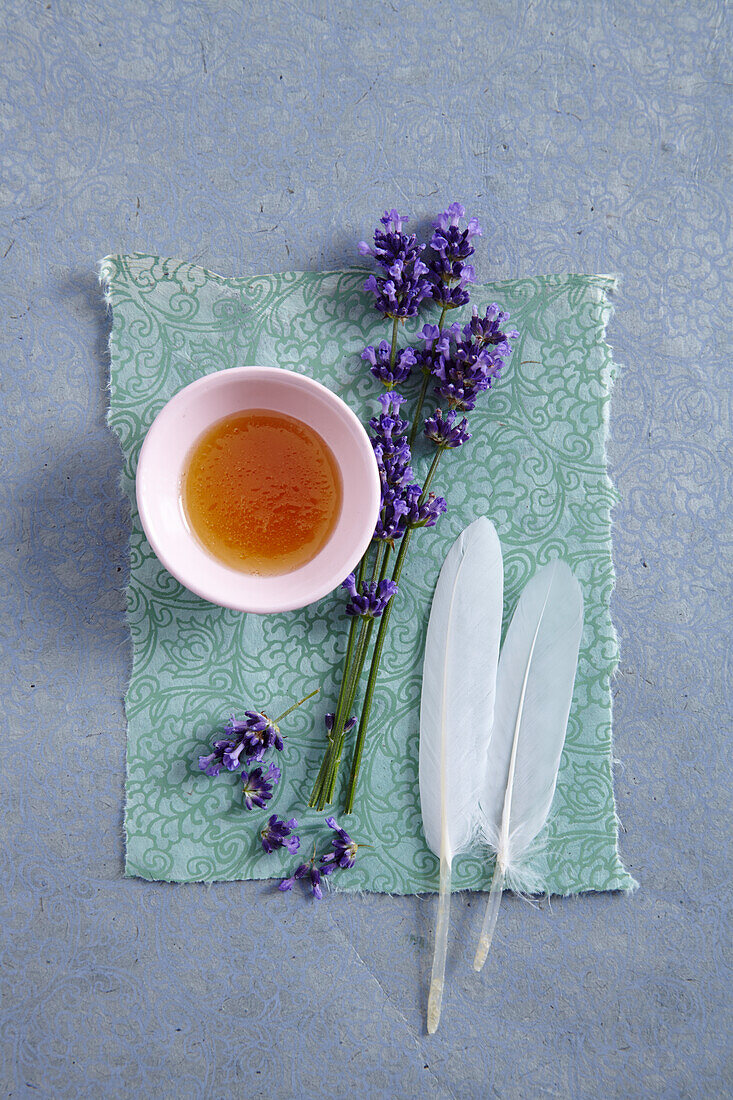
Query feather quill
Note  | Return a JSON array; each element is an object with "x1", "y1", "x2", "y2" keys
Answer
[
  {"x1": 419, "y1": 517, "x2": 503, "y2": 1033},
  {"x1": 473, "y1": 559, "x2": 584, "y2": 971}
]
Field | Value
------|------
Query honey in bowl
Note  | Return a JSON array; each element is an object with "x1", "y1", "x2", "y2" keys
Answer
[{"x1": 182, "y1": 409, "x2": 342, "y2": 576}]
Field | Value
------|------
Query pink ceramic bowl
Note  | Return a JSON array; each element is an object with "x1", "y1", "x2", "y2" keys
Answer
[{"x1": 136, "y1": 366, "x2": 381, "y2": 614}]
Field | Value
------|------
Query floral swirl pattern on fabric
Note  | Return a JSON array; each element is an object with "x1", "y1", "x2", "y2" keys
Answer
[{"x1": 102, "y1": 253, "x2": 635, "y2": 894}]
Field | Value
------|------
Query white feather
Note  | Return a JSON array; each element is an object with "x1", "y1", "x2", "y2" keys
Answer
[
  {"x1": 474, "y1": 559, "x2": 584, "y2": 970},
  {"x1": 419, "y1": 516, "x2": 503, "y2": 1032}
]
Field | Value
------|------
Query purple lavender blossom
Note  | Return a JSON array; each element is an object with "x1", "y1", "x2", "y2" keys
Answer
[
  {"x1": 359, "y1": 210, "x2": 432, "y2": 319},
  {"x1": 260, "y1": 815, "x2": 300, "y2": 855},
  {"x1": 408, "y1": 492, "x2": 447, "y2": 529},
  {"x1": 342, "y1": 575, "x2": 399, "y2": 618},
  {"x1": 428, "y1": 300, "x2": 518, "y2": 411},
  {"x1": 279, "y1": 856, "x2": 324, "y2": 898},
  {"x1": 418, "y1": 322, "x2": 459, "y2": 360},
  {"x1": 241, "y1": 763, "x2": 280, "y2": 811},
  {"x1": 424, "y1": 408, "x2": 471, "y2": 449},
  {"x1": 198, "y1": 739, "x2": 233, "y2": 777},
  {"x1": 369, "y1": 390, "x2": 410, "y2": 439},
  {"x1": 427, "y1": 203, "x2": 482, "y2": 310},
  {"x1": 222, "y1": 710, "x2": 284, "y2": 768},
  {"x1": 321, "y1": 816, "x2": 360, "y2": 870},
  {"x1": 464, "y1": 303, "x2": 520, "y2": 350},
  {"x1": 369, "y1": 393, "x2": 422, "y2": 542},
  {"x1": 279, "y1": 862, "x2": 311, "y2": 891},
  {"x1": 361, "y1": 342, "x2": 416, "y2": 388},
  {"x1": 309, "y1": 865, "x2": 323, "y2": 900},
  {"x1": 431, "y1": 339, "x2": 502, "y2": 412}
]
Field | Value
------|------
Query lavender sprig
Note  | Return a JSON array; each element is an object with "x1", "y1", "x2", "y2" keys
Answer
[
  {"x1": 310, "y1": 204, "x2": 519, "y2": 816},
  {"x1": 359, "y1": 210, "x2": 432, "y2": 320},
  {"x1": 198, "y1": 690, "x2": 318, "y2": 805},
  {"x1": 427, "y1": 202, "x2": 482, "y2": 311}
]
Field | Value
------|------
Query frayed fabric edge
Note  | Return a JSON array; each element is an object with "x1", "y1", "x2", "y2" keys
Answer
[
  {"x1": 592, "y1": 275, "x2": 639, "y2": 895},
  {"x1": 98, "y1": 255, "x2": 136, "y2": 880}
]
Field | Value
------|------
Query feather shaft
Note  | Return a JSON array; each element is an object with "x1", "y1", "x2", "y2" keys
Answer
[
  {"x1": 427, "y1": 854, "x2": 452, "y2": 1034},
  {"x1": 473, "y1": 861, "x2": 504, "y2": 971}
]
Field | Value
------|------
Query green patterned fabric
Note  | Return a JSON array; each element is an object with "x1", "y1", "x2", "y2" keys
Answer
[{"x1": 102, "y1": 253, "x2": 635, "y2": 894}]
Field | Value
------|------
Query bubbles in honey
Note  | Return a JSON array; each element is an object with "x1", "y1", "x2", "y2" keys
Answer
[{"x1": 182, "y1": 409, "x2": 342, "y2": 575}]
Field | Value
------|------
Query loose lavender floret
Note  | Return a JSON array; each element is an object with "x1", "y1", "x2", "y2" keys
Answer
[
  {"x1": 280, "y1": 819, "x2": 364, "y2": 899},
  {"x1": 427, "y1": 203, "x2": 482, "y2": 310},
  {"x1": 424, "y1": 408, "x2": 471, "y2": 449},
  {"x1": 219, "y1": 710, "x2": 285, "y2": 770},
  {"x1": 198, "y1": 739, "x2": 233, "y2": 777},
  {"x1": 361, "y1": 343, "x2": 416, "y2": 388},
  {"x1": 342, "y1": 575, "x2": 399, "y2": 618},
  {"x1": 260, "y1": 815, "x2": 300, "y2": 854},
  {"x1": 321, "y1": 816, "x2": 360, "y2": 870},
  {"x1": 309, "y1": 865, "x2": 323, "y2": 900},
  {"x1": 241, "y1": 763, "x2": 280, "y2": 811},
  {"x1": 359, "y1": 209, "x2": 432, "y2": 319},
  {"x1": 279, "y1": 862, "x2": 311, "y2": 892},
  {"x1": 279, "y1": 856, "x2": 324, "y2": 898}
]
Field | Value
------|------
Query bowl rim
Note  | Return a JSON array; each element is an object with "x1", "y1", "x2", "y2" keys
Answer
[{"x1": 135, "y1": 366, "x2": 381, "y2": 614}]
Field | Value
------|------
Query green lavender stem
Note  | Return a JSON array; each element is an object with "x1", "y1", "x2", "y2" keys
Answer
[
  {"x1": 315, "y1": 617, "x2": 374, "y2": 808},
  {"x1": 408, "y1": 303, "x2": 449, "y2": 447},
  {"x1": 344, "y1": 449, "x2": 445, "y2": 812},
  {"x1": 389, "y1": 314, "x2": 399, "y2": 370},
  {"x1": 273, "y1": 689, "x2": 320, "y2": 725},
  {"x1": 311, "y1": 297, "x2": 444, "y2": 808},
  {"x1": 308, "y1": 552, "x2": 368, "y2": 808}
]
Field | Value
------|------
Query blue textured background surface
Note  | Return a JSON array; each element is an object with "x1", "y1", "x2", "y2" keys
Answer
[{"x1": 1, "y1": 2, "x2": 730, "y2": 1097}]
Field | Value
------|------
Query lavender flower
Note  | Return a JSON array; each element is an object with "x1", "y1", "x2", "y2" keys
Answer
[
  {"x1": 464, "y1": 303, "x2": 520, "y2": 350},
  {"x1": 279, "y1": 856, "x2": 324, "y2": 898},
  {"x1": 241, "y1": 763, "x2": 280, "y2": 811},
  {"x1": 222, "y1": 710, "x2": 284, "y2": 768},
  {"x1": 342, "y1": 575, "x2": 399, "y2": 618},
  {"x1": 427, "y1": 203, "x2": 482, "y2": 310},
  {"x1": 369, "y1": 393, "x2": 417, "y2": 542},
  {"x1": 431, "y1": 338, "x2": 501, "y2": 412},
  {"x1": 260, "y1": 815, "x2": 300, "y2": 855},
  {"x1": 321, "y1": 816, "x2": 360, "y2": 871},
  {"x1": 408, "y1": 491, "x2": 447, "y2": 529},
  {"x1": 418, "y1": 322, "x2": 459, "y2": 361},
  {"x1": 361, "y1": 342, "x2": 416, "y2": 388},
  {"x1": 198, "y1": 739, "x2": 233, "y2": 777},
  {"x1": 369, "y1": 391, "x2": 410, "y2": 440},
  {"x1": 359, "y1": 210, "x2": 431, "y2": 319},
  {"x1": 309, "y1": 865, "x2": 323, "y2": 900},
  {"x1": 424, "y1": 408, "x2": 471, "y2": 449},
  {"x1": 278, "y1": 861, "x2": 311, "y2": 892}
]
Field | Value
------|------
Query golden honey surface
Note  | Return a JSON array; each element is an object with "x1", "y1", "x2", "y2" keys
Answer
[{"x1": 182, "y1": 409, "x2": 342, "y2": 575}]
